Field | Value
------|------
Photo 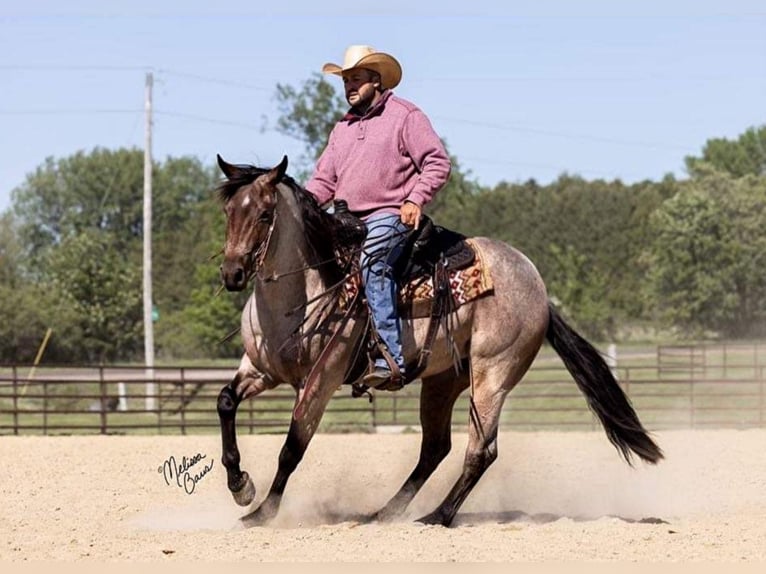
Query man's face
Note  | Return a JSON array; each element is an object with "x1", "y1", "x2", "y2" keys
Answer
[{"x1": 342, "y1": 68, "x2": 379, "y2": 110}]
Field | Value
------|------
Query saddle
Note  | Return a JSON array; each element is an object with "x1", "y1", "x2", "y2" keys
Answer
[
  {"x1": 330, "y1": 200, "x2": 476, "y2": 282},
  {"x1": 329, "y1": 201, "x2": 484, "y2": 393},
  {"x1": 393, "y1": 215, "x2": 476, "y2": 283}
]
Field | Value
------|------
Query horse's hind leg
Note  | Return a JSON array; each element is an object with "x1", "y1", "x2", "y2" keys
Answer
[
  {"x1": 374, "y1": 367, "x2": 469, "y2": 522},
  {"x1": 217, "y1": 358, "x2": 279, "y2": 506},
  {"x1": 416, "y1": 359, "x2": 521, "y2": 527}
]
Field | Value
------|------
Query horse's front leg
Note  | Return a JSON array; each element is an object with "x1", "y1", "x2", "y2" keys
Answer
[
  {"x1": 240, "y1": 376, "x2": 337, "y2": 527},
  {"x1": 217, "y1": 357, "x2": 279, "y2": 507}
]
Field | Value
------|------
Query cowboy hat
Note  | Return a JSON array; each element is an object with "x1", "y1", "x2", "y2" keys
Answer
[{"x1": 322, "y1": 45, "x2": 402, "y2": 90}]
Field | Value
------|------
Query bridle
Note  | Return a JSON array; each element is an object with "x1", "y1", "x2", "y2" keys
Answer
[{"x1": 250, "y1": 208, "x2": 278, "y2": 283}]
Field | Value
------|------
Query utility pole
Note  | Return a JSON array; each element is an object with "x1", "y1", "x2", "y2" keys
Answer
[{"x1": 143, "y1": 71, "x2": 155, "y2": 411}]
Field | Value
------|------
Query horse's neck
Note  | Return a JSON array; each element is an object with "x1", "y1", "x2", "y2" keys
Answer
[{"x1": 253, "y1": 186, "x2": 327, "y2": 336}]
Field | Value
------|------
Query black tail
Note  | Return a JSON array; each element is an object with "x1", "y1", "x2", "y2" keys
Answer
[{"x1": 546, "y1": 303, "x2": 663, "y2": 466}]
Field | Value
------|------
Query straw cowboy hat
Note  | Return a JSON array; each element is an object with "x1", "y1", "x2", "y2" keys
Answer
[{"x1": 322, "y1": 45, "x2": 402, "y2": 90}]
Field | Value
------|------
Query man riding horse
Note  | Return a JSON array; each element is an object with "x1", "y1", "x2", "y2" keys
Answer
[
  {"x1": 305, "y1": 44, "x2": 452, "y2": 390},
  {"x1": 213, "y1": 44, "x2": 662, "y2": 528}
]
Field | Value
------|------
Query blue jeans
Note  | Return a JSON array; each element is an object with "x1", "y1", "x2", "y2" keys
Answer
[{"x1": 360, "y1": 213, "x2": 409, "y2": 372}]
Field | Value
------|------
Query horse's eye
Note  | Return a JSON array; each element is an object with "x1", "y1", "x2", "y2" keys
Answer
[{"x1": 258, "y1": 212, "x2": 273, "y2": 224}]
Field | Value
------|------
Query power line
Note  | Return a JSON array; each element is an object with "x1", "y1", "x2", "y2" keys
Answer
[
  {"x1": 0, "y1": 65, "x2": 274, "y2": 91},
  {"x1": 410, "y1": 73, "x2": 764, "y2": 83},
  {"x1": 459, "y1": 155, "x2": 653, "y2": 181},
  {"x1": 0, "y1": 108, "x2": 141, "y2": 115},
  {"x1": 156, "y1": 69, "x2": 271, "y2": 91},
  {"x1": 4, "y1": 67, "x2": 690, "y2": 151},
  {"x1": 0, "y1": 106, "x2": 698, "y2": 152},
  {"x1": 0, "y1": 61, "x2": 719, "y2": 157},
  {"x1": 154, "y1": 110, "x2": 262, "y2": 131},
  {"x1": 434, "y1": 116, "x2": 695, "y2": 152},
  {"x1": 0, "y1": 64, "x2": 151, "y2": 71},
  {"x1": 3, "y1": 64, "x2": 763, "y2": 87}
]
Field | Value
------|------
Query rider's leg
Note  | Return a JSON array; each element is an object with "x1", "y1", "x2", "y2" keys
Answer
[{"x1": 359, "y1": 213, "x2": 408, "y2": 380}]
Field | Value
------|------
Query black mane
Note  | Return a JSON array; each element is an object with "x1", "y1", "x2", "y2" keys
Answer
[{"x1": 215, "y1": 164, "x2": 345, "y2": 282}]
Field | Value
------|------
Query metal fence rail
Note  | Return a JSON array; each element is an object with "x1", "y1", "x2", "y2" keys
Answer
[{"x1": 1, "y1": 343, "x2": 765, "y2": 435}]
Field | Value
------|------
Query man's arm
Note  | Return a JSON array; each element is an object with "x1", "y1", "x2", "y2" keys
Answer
[
  {"x1": 401, "y1": 109, "x2": 452, "y2": 209},
  {"x1": 304, "y1": 131, "x2": 338, "y2": 206}
]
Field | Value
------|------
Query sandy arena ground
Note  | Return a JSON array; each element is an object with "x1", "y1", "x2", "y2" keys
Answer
[{"x1": 0, "y1": 429, "x2": 764, "y2": 563}]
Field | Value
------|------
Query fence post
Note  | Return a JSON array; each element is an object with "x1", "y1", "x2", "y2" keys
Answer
[
  {"x1": 155, "y1": 368, "x2": 161, "y2": 434},
  {"x1": 760, "y1": 365, "x2": 764, "y2": 428},
  {"x1": 43, "y1": 377, "x2": 48, "y2": 436},
  {"x1": 12, "y1": 366, "x2": 19, "y2": 435},
  {"x1": 690, "y1": 378, "x2": 696, "y2": 429},
  {"x1": 180, "y1": 368, "x2": 187, "y2": 436},
  {"x1": 117, "y1": 382, "x2": 127, "y2": 412},
  {"x1": 392, "y1": 394, "x2": 398, "y2": 426},
  {"x1": 606, "y1": 343, "x2": 618, "y2": 382},
  {"x1": 248, "y1": 389, "x2": 254, "y2": 434},
  {"x1": 99, "y1": 366, "x2": 107, "y2": 435}
]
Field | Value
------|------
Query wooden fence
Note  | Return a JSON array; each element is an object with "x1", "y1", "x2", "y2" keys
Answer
[{"x1": 1, "y1": 342, "x2": 765, "y2": 435}]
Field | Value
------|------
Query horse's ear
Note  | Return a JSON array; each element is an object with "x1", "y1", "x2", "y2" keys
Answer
[
  {"x1": 217, "y1": 154, "x2": 241, "y2": 179},
  {"x1": 266, "y1": 155, "x2": 289, "y2": 184}
]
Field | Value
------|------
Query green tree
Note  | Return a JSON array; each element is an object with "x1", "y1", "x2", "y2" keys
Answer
[
  {"x1": 271, "y1": 72, "x2": 347, "y2": 178},
  {"x1": 479, "y1": 174, "x2": 676, "y2": 339},
  {"x1": 0, "y1": 212, "x2": 22, "y2": 287},
  {"x1": 9, "y1": 148, "x2": 221, "y2": 362},
  {"x1": 151, "y1": 160, "x2": 220, "y2": 315},
  {"x1": 12, "y1": 148, "x2": 144, "y2": 269},
  {"x1": 685, "y1": 125, "x2": 766, "y2": 178},
  {"x1": 644, "y1": 172, "x2": 766, "y2": 338},
  {"x1": 0, "y1": 283, "x2": 82, "y2": 363},
  {"x1": 424, "y1": 152, "x2": 485, "y2": 232},
  {"x1": 45, "y1": 230, "x2": 143, "y2": 362},
  {"x1": 0, "y1": 212, "x2": 75, "y2": 363}
]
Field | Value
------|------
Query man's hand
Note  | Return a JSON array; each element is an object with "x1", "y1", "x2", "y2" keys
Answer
[{"x1": 400, "y1": 201, "x2": 422, "y2": 229}]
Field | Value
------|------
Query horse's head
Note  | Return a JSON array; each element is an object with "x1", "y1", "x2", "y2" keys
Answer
[{"x1": 216, "y1": 154, "x2": 288, "y2": 291}]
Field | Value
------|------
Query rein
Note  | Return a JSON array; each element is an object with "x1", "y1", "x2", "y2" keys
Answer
[
  {"x1": 258, "y1": 224, "x2": 412, "y2": 285},
  {"x1": 250, "y1": 210, "x2": 278, "y2": 283}
]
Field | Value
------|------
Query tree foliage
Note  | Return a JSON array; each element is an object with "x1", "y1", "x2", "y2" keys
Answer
[
  {"x1": 45, "y1": 230, "x2": 143, "y2": 362},
  {"x1": 272, "y1": 72, "x2": 347, "y2": 178},
  {"x1": 644, "y1": 172, "x2": 766, "y2": 338},
  {"x1": 6, "y1": 147, "x2": 225, "y2": 362},
  {"x1": 685, "y1": 125, "x2": 766, "y2": 178}
]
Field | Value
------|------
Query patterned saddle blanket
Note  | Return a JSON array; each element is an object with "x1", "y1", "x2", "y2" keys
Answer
[{"x1": 342, "y1": 238, "x2": 494, "y2": 318}]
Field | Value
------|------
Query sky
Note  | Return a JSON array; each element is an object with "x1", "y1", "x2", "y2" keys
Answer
[{"x1": 1, "y1": 0, "x2": 765, "y2": 213}]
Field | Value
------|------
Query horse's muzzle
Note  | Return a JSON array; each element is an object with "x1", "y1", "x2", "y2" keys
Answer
[{"x1": 220, "y1": 260, "x2": 248, "y2": 291}]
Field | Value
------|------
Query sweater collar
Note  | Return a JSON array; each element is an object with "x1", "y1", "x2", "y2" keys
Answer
[{"x1": 342, "y1": 90, "x2": 393, "y2": 123}]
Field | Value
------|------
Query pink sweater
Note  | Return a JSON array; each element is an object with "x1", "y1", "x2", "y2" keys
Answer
[{"x1": 305, "y1": 91, "x2": 451, "y2": 218}]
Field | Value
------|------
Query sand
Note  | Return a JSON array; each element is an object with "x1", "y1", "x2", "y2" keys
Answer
[{"x1": 0, "y1": 429, "x2": 764, "y2": 562}]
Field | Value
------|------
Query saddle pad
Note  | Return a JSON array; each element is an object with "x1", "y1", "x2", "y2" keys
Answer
[
  {"x1": 341, "y1": 239, "x2": 494, "y2": 318},
  {"x1": 399, "y1": 239, "x2": 494, "y2": 318}
]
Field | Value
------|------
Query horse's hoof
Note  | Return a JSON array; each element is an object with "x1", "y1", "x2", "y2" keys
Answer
[
  {"x1": 239, "y1": 505, "x2": 274, "y2": 528},
  {"x1": 415, "y1": 511, "x2": 450, "y2": 527},
  {"x1": 372, "y1": 505, "x2": 402, "y2": 523},
  {"x1": 231, "y1": 472, "x2": 256, "y2": 506},
  {"x1": 240, "y1": 512, "x2": 265, "y2": 528}
]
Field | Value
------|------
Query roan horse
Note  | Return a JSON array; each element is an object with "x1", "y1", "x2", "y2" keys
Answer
[{"x1": 215, "y1": 155, "x2": 663, "y2": 528}]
